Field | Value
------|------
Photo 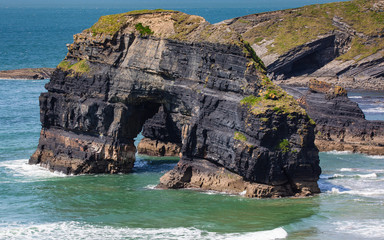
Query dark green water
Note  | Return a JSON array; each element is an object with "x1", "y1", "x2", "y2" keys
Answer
[{"x1": 1, "y1": 80, "x2": 384, "y2": 239}]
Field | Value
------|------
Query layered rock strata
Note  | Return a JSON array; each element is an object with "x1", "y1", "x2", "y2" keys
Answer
[
  {"x1": 283, "y1": 80, "x2": 384, "y2": 155},
  {"x1": 222, "y1": 0, "x2": 384, "y2": 90},
  {"x1": 30, "y1": 10, "x2": 321, "y2": 197}
]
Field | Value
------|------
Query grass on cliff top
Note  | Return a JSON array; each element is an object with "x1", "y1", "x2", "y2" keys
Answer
[
  {"x1": 57, "y1": 59, "x2": 90, "y2": 75},
  {"x1": 240, "y1": 76, "x2": 306, "y2": 116},
  {"x1": 240, "y1": 0, "x2": 384, "y2": 60},
  {"x1": 170, "y1": 12, "x2": 205, "y2": 41},
  {"x1": 88, "y1": 9, "x2": 177, "y2": 35},
  {"x1": 337, "y1": 37, "x2": 384, "y2": 61}
]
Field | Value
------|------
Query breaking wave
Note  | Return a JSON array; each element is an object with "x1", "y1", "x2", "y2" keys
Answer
[{"x1": 0, "y1": 221, "x2": 288, "y2": 240}]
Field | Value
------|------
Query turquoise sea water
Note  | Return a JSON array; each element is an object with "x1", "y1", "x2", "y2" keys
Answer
[
  {"x1": 1, "y1": 1, "x2": 384, "y2": 239},
  {"x1": 0, "y1": 80, "x2": 384, "y2": 239}
]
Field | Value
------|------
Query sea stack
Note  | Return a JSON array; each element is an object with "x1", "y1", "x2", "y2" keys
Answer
[{"x1": 30, "y1": 10, "x2": 321, "y2": 198}]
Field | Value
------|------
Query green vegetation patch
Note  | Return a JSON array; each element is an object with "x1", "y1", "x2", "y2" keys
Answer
[
  {"x1": 276, "y1": 139, "x2": 290, "y2": 153},
  {"x1": 240, "y1": 95, "x2": 263, "y2": 106},
  {"x1": 234, "y1": 131, "x2": 247, "y2": 142},
  {"x1": 70, "y1": 60, "x2": 90, "y2": 74},
  {"x1": 170, "y1": 12, "x2": 204, "y2": 41},
  {"x1": 88, "y1": 13, "x2": 128, "y2": 35},
  {"x1": 337, "y1": 37, "x2": 384, "y2": 61},
  {"x1": 240, "y1": 75, "x2": 306, "y2": 116},
  {"x1": 242, "y1": 40, "x2": 266, "y2": 73},
  {"x1": 135, "y1": 23, "x2": 154, "y2": 36},
  {"x1": 57, "y1": 59, "x2": 90, "y2": 75},
  {"x1": 57, "y1": 60, "x2": 72, "y2": 71}
]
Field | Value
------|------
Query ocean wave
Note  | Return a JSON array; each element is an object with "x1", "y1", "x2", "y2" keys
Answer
[
  {"x1": 340, "y1": 167, "x2": 384, "y2": 173},
  {"x1": 325, "y1": 150, "x2": 352, "y2": 155},
  {"x1": 321, "y1": 173, "x2": 377, "y2": 179},
  {"x1": 340, "y1": 168, "x2": 356, "y2": 172},
  {"x1": 348, "y1": 96, "x2": 363, "y2": 99},
  {"x1": 364, "y1": 107, "x2": 384, "y2": 113},
  {"x1": 0, "y1": 159, "x2": 69, "y2": 180},
  {"x1": 334, "y1": 220, "x2": 384, "y2": 239},
  {"x1": 358, "y1": 173, "x2": 378, "y2": 179},
  {"x1": 326, "y1": 187, "x2": 384, "y2": 197},
  {"x1": 0, "y1": 221, "x2": 288, "y2": 240},
  {"x1": 326, "y1": 187, "x2": 341, "y2": 194},
  {"x1": 365, "y1": 155, "x2": 384, "y2": 159}
]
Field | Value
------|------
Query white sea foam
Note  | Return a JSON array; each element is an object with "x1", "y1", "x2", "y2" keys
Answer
[
  {"x1": 144, "y1": 184, "x2": 157, "y2": 190},
  {"x1": 340, "y1": 168, "x2": 356, "y2": 172},
  {"x1": 334, "y1": 220, "x2": 384, "y2": 239},
  {"x1": 348, "y1": 96, "x2": 363, "y2": 99},
  {"x1": 325, "y1": 150, "x2": 352, "y2": 155},
  {"x1": 366, "y1": 155, "x2": 384, "y2": 159},
  {"x1": 332, "y1": 174, "x2": 345, "y2": 178},
  {"x1": 325, "y1": 186, "x2": 384, "y2": 197},
  {"x1": 323, "y1": 173, "x2": 377, "y2": 179},
  {"x1": 0, "y1": 221, "x2": 288, "y2": 240},
  {"x1": 357, "y1": 173, "x2": 377, "y2": 179},
  {"x1": 364, "y1": 107, "x2": 384, "y2": 113},
  {"x1": 340, "y1": 167, "x2": 384, "y2": 173},
  {"x1": 346, "y1": 189, "x2": 384, "y2": 197},
  {"x1": 327, "y1": 188, "x2": 341, "y2": 194},
  {"x1": 0, "y1": 159, "x2": 69, "y2": 180}
]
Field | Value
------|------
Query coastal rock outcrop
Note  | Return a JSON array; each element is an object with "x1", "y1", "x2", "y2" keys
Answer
[
  {"x1": 283, "y1": 80, "x2": 384, "y2": 155},
  {"x1": 223, "y1": 0, "x2": 384, "y2": 90},
  {"x1": 0, "y1": 68, "x2": 54, "y2": 80},
  {"x1": 30, "y1": 10, "x2": 321, "y2": 197}
]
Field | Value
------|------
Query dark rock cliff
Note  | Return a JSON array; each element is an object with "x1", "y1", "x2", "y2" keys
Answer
[
  {"x1": 30, "y1": 10, "x2": 321, "y2": 197},
  {"x1": 283, "y1": 80, "x2": 384, "y2": 155}
]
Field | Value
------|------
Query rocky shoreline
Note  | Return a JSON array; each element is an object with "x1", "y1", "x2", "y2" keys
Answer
[
  {"x1": 0, "y1": 68, "x2": 54, "y2": 80},
  {"x1": 282, "y1": 80, "x2": 384, "y2": 155}
]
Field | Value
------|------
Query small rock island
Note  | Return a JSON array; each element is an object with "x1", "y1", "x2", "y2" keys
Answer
[{"x1": 30, "y1": 10, "x2": 322, "y2": 198}]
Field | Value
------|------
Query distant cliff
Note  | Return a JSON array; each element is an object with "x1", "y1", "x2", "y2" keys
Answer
[
  {"x1": 223, "y1": 0, "x2": 384, "y2": 90},
  {"x1": 30, "y1": 10, "x2": 320, "y2": 198},
  {"x1": 0, "y1": 68, "x2": 54, "y2": 80},
  {"x1": 283, "y1": 80, "x2": 384, "y2": 155}
]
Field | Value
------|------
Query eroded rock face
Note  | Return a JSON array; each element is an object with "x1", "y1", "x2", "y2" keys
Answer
[
  {"x1": 30, "y1": 10, "x2": 321, "y2": 197},
  {"x1": 283, "y1": 80, "x2": 384, "y2": 155}
]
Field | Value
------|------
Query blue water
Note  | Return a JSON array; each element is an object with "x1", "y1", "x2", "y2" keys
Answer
[
  {"x1": 348, "y1": 91, "x2": 384, "y2": 121},
  {"x1": 1, "y1": 1, "x2": 384, "y2": 239}
]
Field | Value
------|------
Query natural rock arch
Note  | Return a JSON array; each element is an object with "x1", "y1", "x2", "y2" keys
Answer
[{"x1": 30, "y1": 10, "x2": 321, "y2": 198}]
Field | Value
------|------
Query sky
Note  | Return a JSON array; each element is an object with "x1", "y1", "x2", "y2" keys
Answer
[{"x1": 0, "y1": 0, "x2": 346, "y2": 8}]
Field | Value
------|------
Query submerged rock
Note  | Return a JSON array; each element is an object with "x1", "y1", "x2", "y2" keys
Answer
[{"x1": 30, "y1": 10, "x2": 321, "y2": 197}]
